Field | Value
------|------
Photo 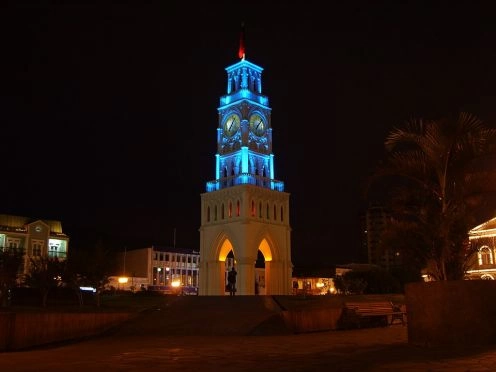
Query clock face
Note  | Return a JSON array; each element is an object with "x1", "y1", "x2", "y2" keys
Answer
[
  {"x1": 35, "y1": 226, "x2": 42, "y2": 233},
  {"x1": 249, "y1": 114, "x2": 265, "y2": 136},
  {"x1": 223, "y1": 113, "x2": 240, "y2": 137}
]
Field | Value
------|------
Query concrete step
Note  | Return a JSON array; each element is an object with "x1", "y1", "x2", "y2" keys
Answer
[{"x1": 114, "y1": 295, "x2": 292, "y2": 336}]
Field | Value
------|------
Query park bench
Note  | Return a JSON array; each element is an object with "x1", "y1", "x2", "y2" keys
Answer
[{"x1": 342, "y1": 301, "x2": 406, "y2": 328}]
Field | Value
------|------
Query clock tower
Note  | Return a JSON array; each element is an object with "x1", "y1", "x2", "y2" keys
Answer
[{"x1": 199, "y1": 37, "x2": 293, "y2": 295}]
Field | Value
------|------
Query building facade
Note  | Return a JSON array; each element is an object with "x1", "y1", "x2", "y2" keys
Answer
[
  {"x1": 363, "y1": 205, "x2": 403, "y2": 269},
  {"x1": 113, "y1": 246, "x2": 200, "y2": 292},
  {"x1": 198, "y1": 40, "x2": 293, "y2": 295},
  {"x1": 0, "y1": 214, "x2": 69, "y2": 276},
  {"x1": 466, "y1": 217, "x2": 496, "y2": 280}
]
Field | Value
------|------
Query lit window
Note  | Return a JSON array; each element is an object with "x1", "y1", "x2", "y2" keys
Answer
[{"x1": 479, "y1": 246, "x2": 493, "y2": 265}]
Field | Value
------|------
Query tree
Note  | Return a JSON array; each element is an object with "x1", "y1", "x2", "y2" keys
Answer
[
  {"x1": 60, "y1": 258, "x2": 86, "y2": 307},
  {"x1": 0, "y1": 247, "x2": 24, "y2": 307},
  {"x1": 334, "y1": 272, "x2": 368, "y2": 295},
  {"x1": 70, "y1": 240, "x2": 116, "y2": 307},
  {"x1": 23, "y1": 256, "x2": 66, "y2": 307},
  {"x1": 367, "y1": 112, "x2": 496, "y2": 280}
]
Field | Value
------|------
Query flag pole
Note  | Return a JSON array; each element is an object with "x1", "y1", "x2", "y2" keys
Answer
[{"x1": 238, "y1": 22, "x2": 245, "y2": 60}]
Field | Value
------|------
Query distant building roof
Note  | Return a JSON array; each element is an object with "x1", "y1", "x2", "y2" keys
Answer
[
  {"x1": 131, "y1": 245, "x2": 200, "y2": 255},
  {"x1": 336, "y1": 263, "x2": 382, "y2": 271},
  {"x1": 292, "y1": 266, "x2": 335, "y2": 278},
  {"x1": 0, "y1": 214, "x2": 66, "y2": 235}
]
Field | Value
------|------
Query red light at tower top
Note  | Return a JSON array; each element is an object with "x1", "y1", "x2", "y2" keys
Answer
[{"x1": 238, "y1": 22, "x2": 245, "y2": 60}]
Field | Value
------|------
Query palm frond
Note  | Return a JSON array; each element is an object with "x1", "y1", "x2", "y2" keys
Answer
[{"x1": 366, "y1": 111, "x2": 496, "y2": 280}]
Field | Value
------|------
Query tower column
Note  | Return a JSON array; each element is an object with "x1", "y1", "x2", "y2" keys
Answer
[
  {"x1": 200, "y1": 260, "x2": 226, "y2": 295},
  {"x1": 266, "y1": 260, "x2": 291, "y2": 295},
  {"x1": 236, "y1": 257, "x2": 256, "y2": 295}
]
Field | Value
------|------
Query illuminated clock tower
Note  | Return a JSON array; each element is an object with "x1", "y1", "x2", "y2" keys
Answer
[{"x1": 199, "y1": 37, "x2": 293, "y2": 295}]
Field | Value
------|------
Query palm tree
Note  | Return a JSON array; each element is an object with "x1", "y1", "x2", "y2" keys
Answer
[{"x1": 367, "y1": 112, "x2": 496, "y2": 281}]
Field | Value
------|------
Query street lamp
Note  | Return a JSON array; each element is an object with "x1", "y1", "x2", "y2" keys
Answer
[{"x1": 117, "y1": 276, "x2": 128, "y2": 291}]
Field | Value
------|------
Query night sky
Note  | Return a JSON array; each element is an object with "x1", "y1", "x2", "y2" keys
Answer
[{"x1": 2, "y1": 2, "x2": 496, "y2": 266}]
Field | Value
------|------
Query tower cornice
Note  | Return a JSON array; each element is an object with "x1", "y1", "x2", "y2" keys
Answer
[{"x1": 225, "y1": 59, "x2": 263, "y2": 74}]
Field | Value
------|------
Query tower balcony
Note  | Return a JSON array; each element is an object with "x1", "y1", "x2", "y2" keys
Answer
[
  {"x1": 219, "y1": 89, "x2": 268, "y2": 107},
  {"x1": 206, "y1": 173, "x2": 284, "y2": 192}
]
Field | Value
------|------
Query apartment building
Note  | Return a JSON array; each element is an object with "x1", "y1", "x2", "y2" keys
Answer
[{"x1": 0, "y1": 213, "x2": 69, "y2": 275}]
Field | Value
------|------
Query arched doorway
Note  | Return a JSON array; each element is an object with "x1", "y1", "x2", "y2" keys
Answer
[{"x1": 213, "y1": 235, "x2": 276, "y2": 296}]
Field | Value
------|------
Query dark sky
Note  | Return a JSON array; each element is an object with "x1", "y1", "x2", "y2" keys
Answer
[{"x1": 2, "y1": 2, "x2": 496, "y2": 266}]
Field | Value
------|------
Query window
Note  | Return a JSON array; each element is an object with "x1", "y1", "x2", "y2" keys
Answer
[
  {"x1": 7, "y1": 238, "x2": 20, "y2": 249},
  {"x1": 48, "y1": 239, "x2": 67, "y2": 259},
  {"x1": 48, "y1": 241, "x2": 61, "y2": 258},
  {"x1": 32, "y1": 240, "x2": 43, "y2": 257},
  {"x1": 479, "y1": 246, "x2": 493, "y2": 265}
]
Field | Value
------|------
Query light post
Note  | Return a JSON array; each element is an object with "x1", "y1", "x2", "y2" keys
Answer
[{"x1": 118, "y1": 276, "x2": 128, "y2": 291}]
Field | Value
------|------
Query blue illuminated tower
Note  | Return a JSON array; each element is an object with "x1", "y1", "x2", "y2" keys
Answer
[
  {"x1": 199, "y1": 34, "x2": 292, "y2": 296},
  {"x1": 205, "y1": 58, "x2": 283, "y2": 193}
]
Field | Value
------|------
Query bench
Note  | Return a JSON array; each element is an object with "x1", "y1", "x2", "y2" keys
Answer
[{"x1": 342, "y1": 301, "x2": 406, "y2": 328}]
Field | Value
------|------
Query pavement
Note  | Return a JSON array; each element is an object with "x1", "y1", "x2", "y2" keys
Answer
[{"x1": 1, "y1": 295, "x2": 496, "y2": 371}]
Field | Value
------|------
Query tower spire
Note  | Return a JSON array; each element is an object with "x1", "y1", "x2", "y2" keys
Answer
[{"x1": 238, "y1": 22, "x2": 245, "y2": 60}]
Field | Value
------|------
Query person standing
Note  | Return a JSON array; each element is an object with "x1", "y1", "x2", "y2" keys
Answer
[{"x1": 227, "y1": 266, "x2": 237, "y2": 296}]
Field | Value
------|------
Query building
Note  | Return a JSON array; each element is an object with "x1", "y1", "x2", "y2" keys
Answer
[
  {"x1": 198, "y1": 35, "x2": 293, "y2": 295},
  {"x1": 112, "y1": 246, "x2": 200, "y2": 292},
  {"x1": 0, "y1": 214, "x2": 69, "y2": 276},
  {"x1": 291, "y1": 267, "x2": 337, "y2": 295},
  {"x1": 466, "y1": 217, "x2": 496, "y2": 280},
  {"x1": 363, "y1": 205, "x2": 402, "y2": 270}
]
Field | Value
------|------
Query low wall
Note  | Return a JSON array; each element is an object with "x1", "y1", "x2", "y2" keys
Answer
[
  {"x1": 281, "y1": 307, "x2": 343, "y2": 333},
  {"x1": 0, "y1": 311, "x2": 135, "y2": 351},
  {"x1": 405, "y1": 280, "x2": 496, "y2": 346}
]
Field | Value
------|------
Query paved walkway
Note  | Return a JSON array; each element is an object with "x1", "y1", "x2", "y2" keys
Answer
[{"x1": 1, "y1": 296, "x2": 496, "y2": 371}]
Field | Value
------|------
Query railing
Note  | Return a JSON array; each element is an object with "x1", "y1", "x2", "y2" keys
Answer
[
  {"x1": 48, "y1": 252, "x2": 67, "y2": 259},
  {"x1": 206, "y1": 173, "x2": 284, "y2": 192},
  {"x1": 0, "y1": 226, "x2": 27, "y2": 232},
  {"x1": 219, "y1": 89, "x2": 268, "y2": 107}
]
